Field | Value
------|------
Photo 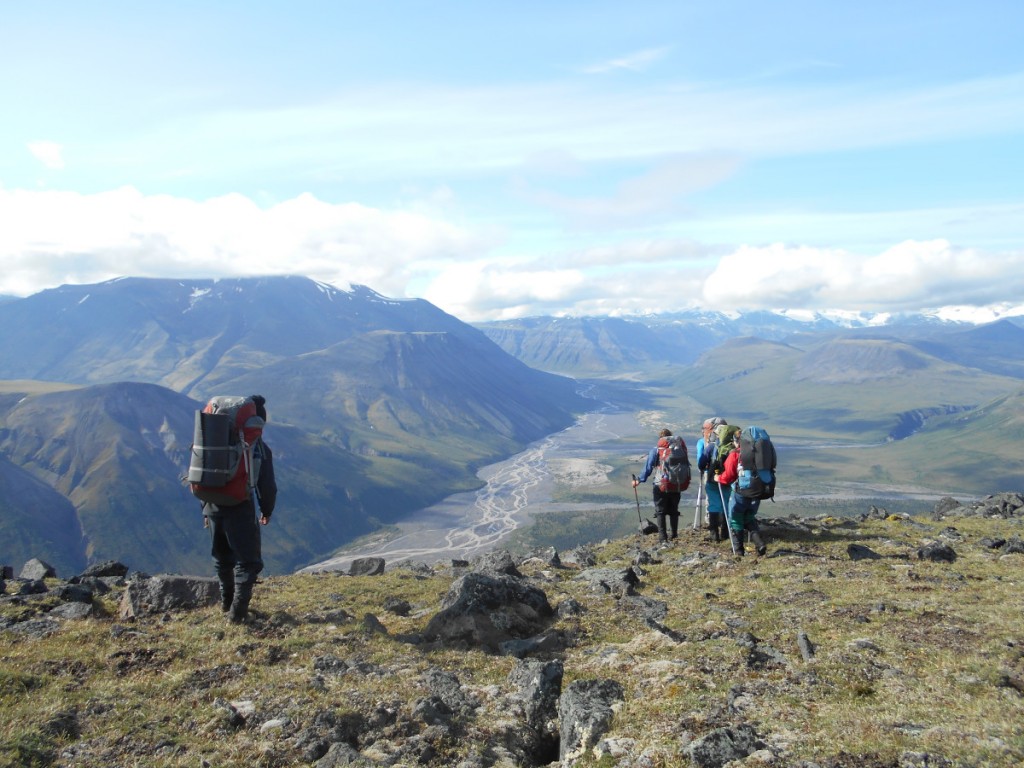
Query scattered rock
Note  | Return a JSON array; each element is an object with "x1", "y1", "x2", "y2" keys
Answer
[
  {"x1": 916, "y1": 544, "x2": 957, "y2": 563},
  {"x1": 848, "y1": 544, "x2": 882, "y2": 561},
  {"x1": 19, "y1": 558, "x2": 57, "y2": 580},
  {"x1": 576, "y1": 566, "x2": 640, "y2": 596},
  {"x1": 78, "y1": 560, "x2": 130, "y2": 579},
  {"x1": 348, "y1": 558, "x2": 385, "y2": 576},
  {"x1": 472, "y1": 549, "x2": 522, "y2": 577},
  {"x1": 686, "y1": 723, "x2": 762, "y2": 768}
]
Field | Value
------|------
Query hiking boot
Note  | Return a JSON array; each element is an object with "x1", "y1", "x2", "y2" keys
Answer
[
  {"x1": 218, "y1": 582, "x2": 234, "y2": 613},
  {"x1": 751, "y1": 532, "x2": 767, "y2": 557},
  {"x1": 229, "y1": 583, "x2": 254, "y2": 624}
]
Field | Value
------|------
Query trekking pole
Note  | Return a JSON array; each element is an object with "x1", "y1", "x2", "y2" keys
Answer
[
  {"x1": 631, "y1": 474, "x2": 643, "y2": 532},
  {"x1": 718, "y1": 482, "x2": 737, "y2": 555},
  {"x1": 692, "y1": 472, "x2": 704, "y2": 530}
]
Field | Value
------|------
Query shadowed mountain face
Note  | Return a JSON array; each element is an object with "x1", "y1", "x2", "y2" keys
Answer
[
  {"x1": 0, "y1": 278, "x2": 587, "y2": 574},
  {"x1": 0, "y1": 277, "x2": 492, "y2": 395}
]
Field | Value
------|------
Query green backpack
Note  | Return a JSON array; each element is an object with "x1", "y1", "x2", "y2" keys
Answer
[{"x1": 712, "y1": 424, "x2": 741, "y2": 473}]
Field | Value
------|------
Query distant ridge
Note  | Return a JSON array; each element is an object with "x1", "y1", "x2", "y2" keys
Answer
[{"x1": 0, "y1": 277, "x2": 586, "y2": 574}]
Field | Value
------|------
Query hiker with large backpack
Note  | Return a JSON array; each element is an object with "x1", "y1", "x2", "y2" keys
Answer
[
  {"x1": 696, "y1": 417, "x2": 732, "y2": 544},
  {"x1": 632, "y1": 428, "x2": 691, "y2": 544},
  {"x1": 187, "y1": 394, "x2": 277, "y2": 623},
  {"x1": 716, "y1": 425, "x2": 776, "y2": 557}
]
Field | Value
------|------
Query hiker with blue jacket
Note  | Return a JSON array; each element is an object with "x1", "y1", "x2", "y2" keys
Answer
[
  {"x1": 633, "y1": 428, "x2": 685, "y2": 544},
  {"x1": 696, "y1": 417, "x2": 731, "y2": 543},
  {"x1": 203, "y1": 395, "x2": 278, "y2": 623},
  {"x1": 716, "y1": 429, "x2": 767, "y2": 557}
]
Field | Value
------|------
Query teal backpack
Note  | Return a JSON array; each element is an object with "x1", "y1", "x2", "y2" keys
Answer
[{"x1": 736, "y1": 425, "x2": 777, "y2": 500}]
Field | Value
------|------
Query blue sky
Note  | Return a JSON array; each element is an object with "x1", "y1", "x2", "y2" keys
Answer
[{"x1": 2, "y1": 1, "x2": 1023, "y2": 321}]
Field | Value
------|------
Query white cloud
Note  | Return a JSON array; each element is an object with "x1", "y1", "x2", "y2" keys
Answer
[
  {"x1": 703, "y1": 240, "x2": 1024, "y2": 312},
  {"x1": 27, "y1": 141, "x2": 65, "y2": 170},
  {"x1": 2, "y1": 187, "x2": 1023, "y2": 323},
  {"x1": 0, "y1": 187, "x2": 483, "y2": 300}
]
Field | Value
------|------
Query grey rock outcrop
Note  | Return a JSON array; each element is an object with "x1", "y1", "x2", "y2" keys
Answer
[
  {"x1": 508, "y1": 658, "x2": 563, "y2": 763},
  {"x1": 421, "y1": 571, "x2": 554, "y2": 653},
  {"x1": 686, "y1": 723, "x2": 763, "y2": 768},
  {"x1": 118, "y1": 574, "x2": 219, "y2": 618},
  {"x1": 348, "y1": 557, "x2": 385, "y2": 576},
  {"x1": 558, "y1": 678, "x2": 624, "y2": 763}
]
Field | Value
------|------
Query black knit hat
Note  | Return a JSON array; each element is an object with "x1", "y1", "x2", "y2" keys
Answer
[{"x1": 250, "y1": 394, "x2": 267, "y2": 422}]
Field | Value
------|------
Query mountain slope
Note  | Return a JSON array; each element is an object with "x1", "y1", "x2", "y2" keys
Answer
[
  {"x1": 0, "y1": 381, "x2": 382, "y2": 574},
  {"x1": 911, "y1": 318, "x2": 1024, "y2": 378},
  {"x1": 0, "y1": 277, "x2": 499, "y2": 396},
  {"x1": 0, "y1": 453, "x2": 85, "y2": 577},
  {"x1": 676, "y1": 336, "x2": 1020, "y2": 441},
  {"x1": 0, "y1": 278, "x2": 588, "y2": 573}
]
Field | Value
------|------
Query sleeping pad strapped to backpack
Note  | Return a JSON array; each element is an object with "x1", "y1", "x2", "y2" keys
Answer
[{"x1": 187, "y1": 395, "x2": 265, "y2": 506}]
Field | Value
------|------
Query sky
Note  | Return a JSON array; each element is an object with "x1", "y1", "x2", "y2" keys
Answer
[{"x1": 2, "y1": 1, "x2": 1024, "y2": 322}]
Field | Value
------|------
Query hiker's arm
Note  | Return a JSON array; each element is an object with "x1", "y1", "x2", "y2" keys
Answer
[
  {"x1": 256, "y1": 444, "x2": 278, "y2": 519},
  {"x1": 635, "y1": 447, "x2": 658, "y2": 485},
  {"x1": 697, "y1": 441, "x2": 713, "y2": 472},
  {"x1": 717, "y1": 451, "x2": 739, "y2": 485}
]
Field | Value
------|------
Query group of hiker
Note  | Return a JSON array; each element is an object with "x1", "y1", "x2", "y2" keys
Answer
[
  {"x1": 187, "y1": 391, "x2": 774, "y2": 625},
  {"x1": 633, "y1": 417, "x2": 776, "y2": 557}
]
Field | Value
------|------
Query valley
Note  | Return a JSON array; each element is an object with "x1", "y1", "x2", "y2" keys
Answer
[
  {"x1": 2, "y1": 276, "x2": 1023, "y2": 577},
  {"x1": 306, "y1": 379, "x2": 973, "y2": 572}
]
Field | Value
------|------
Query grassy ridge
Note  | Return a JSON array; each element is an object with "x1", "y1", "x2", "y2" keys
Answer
[{"x1": 2, "y1": 510, "x2": 1022, "y2": 766}]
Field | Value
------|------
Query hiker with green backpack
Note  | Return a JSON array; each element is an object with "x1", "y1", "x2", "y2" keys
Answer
[
  {"x1": 716, "y1": 425, "x2": 777, "y2": 557},
  {"x1": 696, "y1": 417, "x2": 732, "y2": 543}
]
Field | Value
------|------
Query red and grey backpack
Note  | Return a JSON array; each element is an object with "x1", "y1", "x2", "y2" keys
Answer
[
  {"x1": 656, "y1": 435, "x2": 691, "y2": 492},
  {"x1": 187, "y1": 395, "x2": 265, "y2": 506}
]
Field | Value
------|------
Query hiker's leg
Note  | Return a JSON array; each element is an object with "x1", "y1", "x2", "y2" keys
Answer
[
  {"x1": 222, "y1": 506, "x2": 264, "y2": 622},
  {"x1": 749, "y1": 503, "x2": 766, "y2": 555},
  {"x1": 726, "y1": 494, "x2": 744, "y2": 554},
  {"x1": 668, "y1": 492, "x2": 681, "y2": 538},
  {"x1": 708, "y1": 512, "x2": 721, "y2": 541},
  {"x1": 208, "y1": 516, "x2": 235, "y2": 611},
  {"x1": 651, "y1": 487, "x2": 667, "y2": 540}
]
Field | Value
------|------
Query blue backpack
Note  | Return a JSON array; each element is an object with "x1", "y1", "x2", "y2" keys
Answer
[{"x1": 736, "y1": 425, "x2": 777, "y2": 500}]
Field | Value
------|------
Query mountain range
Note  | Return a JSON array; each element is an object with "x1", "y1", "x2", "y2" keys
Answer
[
  {"x1": 3, "y1": 276, "x2": 1024, "y2": 577},
  {"x1": 0, "y1": 277, "x2": 586, "y2": 576}
]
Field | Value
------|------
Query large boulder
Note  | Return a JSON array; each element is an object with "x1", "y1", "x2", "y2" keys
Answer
[
  {"x1": 19, "y1": 558, "x2": 57, "y2": 580},
  {"x1": 421, "y1": 571, "x2": 554, "y2": 653},
  {"x1": 118, "y1": 574, "x2": 220, "y2": 618}
]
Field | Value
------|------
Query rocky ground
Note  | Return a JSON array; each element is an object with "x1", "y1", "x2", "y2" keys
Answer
[{"x1": 1, "y1": 493, "x2": 1023, "y2": 768}]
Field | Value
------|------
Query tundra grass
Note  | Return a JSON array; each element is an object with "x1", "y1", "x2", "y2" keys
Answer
[{"x1": 1, "y1": 514, "x2": 1022, "y2": 767}]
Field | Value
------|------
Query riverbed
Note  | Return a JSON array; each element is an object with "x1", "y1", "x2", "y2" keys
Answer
[{"x1": 301, "y1": 401, "x2": 651, "y2": 573}]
